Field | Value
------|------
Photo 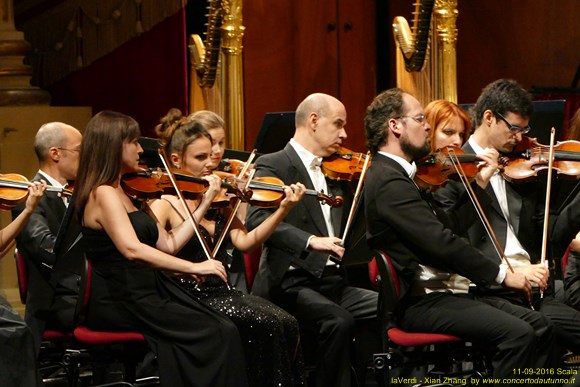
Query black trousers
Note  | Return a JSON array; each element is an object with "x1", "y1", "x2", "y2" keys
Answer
[
  {"x1": 275, "y1": 266, "x2": 378, "y2": 387},
  {"x1": 400, "y1": 292, "x2": 558, "y2": 381}
]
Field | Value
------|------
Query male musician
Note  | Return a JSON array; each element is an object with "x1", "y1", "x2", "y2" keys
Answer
[
  {"x1": 363, "y1": 87, "x2": 559, "y2": 380},
  {"x1": 246, "y1": 93, "x2": 378, "y2": 387},
  {"x1": 12, "y1": 122, "x2": 83, "y2": 352},
  {"x1": 434, "y1": 79, "x2": 580, "y2": 360}
]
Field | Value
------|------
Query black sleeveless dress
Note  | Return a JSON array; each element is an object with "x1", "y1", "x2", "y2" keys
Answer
[
  {"x1": 171, "y1": 207, "x2": 305, "y2": 386},
  {"x1": 83, "y1": 210, "x2": 248, "y2": 387}
]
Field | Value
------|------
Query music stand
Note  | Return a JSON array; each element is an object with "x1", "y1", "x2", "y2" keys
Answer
[
  {"x1": 139, "y1": 137, "x2": 162, "y2": 168},
  {"x1": 253, "y1": 112, "x2": 296, "y2": 154},
  {"x1": 337, "y1": 190, "x2": 374, "y2": 266}
]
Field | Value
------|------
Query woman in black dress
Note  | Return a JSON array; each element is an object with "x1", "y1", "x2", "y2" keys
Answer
[
  {"x1": 150, "y1": 113, "x2": 307, "y2": 386},
  {"x1": 73, "y1": 110, "x2": 248, "y2": 387}
]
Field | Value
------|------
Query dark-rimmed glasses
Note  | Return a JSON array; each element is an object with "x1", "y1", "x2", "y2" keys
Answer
[{"x1": 494, "y1": 112, "x2": 531, "y2": 135}]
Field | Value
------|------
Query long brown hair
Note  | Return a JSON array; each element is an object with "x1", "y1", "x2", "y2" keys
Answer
[{"x1": 73, "y1": 111, "x2": 140, "y2": 222}]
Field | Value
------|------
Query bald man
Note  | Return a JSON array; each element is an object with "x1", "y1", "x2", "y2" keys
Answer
[
  {"x1": 246, "y1": 93, "x2": 378, "y2": 387},
  {"x1": 12, "y1": 122, "x2": 83, "y2": 352}
]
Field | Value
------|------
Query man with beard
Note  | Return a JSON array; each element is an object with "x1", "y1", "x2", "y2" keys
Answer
[
  {"x1": 363, "y1": 88, "x2": 559, "y2": 381},
  {"x1": 434, "y1": 79, "x2": 580, "y2": 365},
  {"x1": 246, "y1": 93, "x2": 378, "y2": 387}
]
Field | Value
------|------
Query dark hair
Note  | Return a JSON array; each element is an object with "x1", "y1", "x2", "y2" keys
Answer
[
  {"x1": 364, "y1": 88, "x2": 406, "y2": 154},
  {"x1": 73, "y1": 111, "x2": 140, "y2": 222},
  {"x1": 472, "y1": 79, "x2": 534, "y2": 128},
  {"x1": 155, "y1": 108, "x2": 213, "y2": 164}
]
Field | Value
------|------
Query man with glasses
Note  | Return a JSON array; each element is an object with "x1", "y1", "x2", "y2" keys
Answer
[
  {"x1": 435, "y1": 78, "x2": 580, "y2": 366},
  {"x1": 364, "y1": 87, "x2": 560, "y2": 381},
  {"x1": 12, "y1": 122, "x2": 83, "y2": 353}
]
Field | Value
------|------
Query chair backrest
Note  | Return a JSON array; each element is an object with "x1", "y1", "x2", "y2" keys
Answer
[
  {"x1": 14, "y1": 249, "x2": 28, "y2": 304},
  {"x1": 562, "y1": 245, "x2": 572, "y2": 276},
  {"x1": 244, "y1": 247, "x2": 261, "y2": 291},
  {"x1": 372, "y1": 249, "x2": 403, "y2": 331},
  {"x1": 74, "y1": 257, "x2": 92, "y2": 326}
]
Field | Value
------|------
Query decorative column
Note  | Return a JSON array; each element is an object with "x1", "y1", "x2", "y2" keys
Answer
[
  {"x1": 0, "y1": 0, "x2": 50, "y2": 105},
  {"x1": 221, "y1": 0, "x2": 245, "y2": 150},
  {"x1": 434, "y1": 0, "x2": 458, "y2": 103}
]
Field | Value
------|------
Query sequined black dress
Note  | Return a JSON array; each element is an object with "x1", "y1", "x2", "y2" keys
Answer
[
  {"x1": 174, "y1": 208, "x2": 304, "y2": 387},
  {"x1": 83, "y1": 210, "x2": 248, "y2": 387}
]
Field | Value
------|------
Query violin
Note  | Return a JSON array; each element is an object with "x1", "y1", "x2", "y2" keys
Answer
[
  {"x1": 414, "y1": 146, "x2": 506, "y2": 192},
  {"x1": 218, "y1": 158, "x2": 253, "y2": 178},
  {"x1": 322, "y1": 146, "x2": 368, "y2": 181},
  {"x1": 0, "y1": 173, "x2": 72, "y2": 210},
  {"x1": 241, "y1": 176, "x2": 343, "y2": 208},
  {"x1": 121, "y1": 168, "x2": 251, "y2": 203},
  {"x1": 501, "y1": 137, "x2": 580, "y2": 183},
  {"x1": 211, "y1": 170, "x2": 250, "y2": 208}
]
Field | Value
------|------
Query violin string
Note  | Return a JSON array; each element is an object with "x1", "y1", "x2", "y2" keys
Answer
[
  {"x1": 0, "y1": 178, "x2": 64, "y2": 193},
  {"x1": 249, "y1": 180, "x2": 319, "y2": 196}
]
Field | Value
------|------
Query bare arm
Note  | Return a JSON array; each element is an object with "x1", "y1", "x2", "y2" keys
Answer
[
  {"x1": 229, "y1": 183, "x2": 306, "y2": 252},
  {"x1": 147, "y1": 175, "x2": 222, "y2": 255},
  {"x1": 87, "y1": 185, "x2": 227, "y2": 281},
  {"x1": 0, "y1": 181, "x2": 46, "y2": 257}
]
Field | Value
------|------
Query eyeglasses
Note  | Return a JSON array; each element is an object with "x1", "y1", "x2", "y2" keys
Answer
[
  {"x1": 396, "y1": 114, "x2": 427, "y2": 125},
  {"x1": 57, "y1": 147, "x2": 80, "y2": 153},
  {"x1": 494, "y1": 112, "x2": 531, "y2": 135}
]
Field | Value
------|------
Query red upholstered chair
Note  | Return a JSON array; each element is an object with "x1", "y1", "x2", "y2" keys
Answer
[
  {"x1": 15, "y1": 249, "x2": 74, "y2": 341},
  {"x1": 562, "y1": 245, "x2": 572, "y2": 276},
  {"x1": 14, "y1": 250, "x2": 77, "y2": 383},
  {"x1": 243, "y1": 247, "x2": 262, "y2": 291},
  {"x1": 72, "y1": 257, "x2": 158, "y2": 387},
  {"x1": 369, "y1": 250, "x2": 488, "y2": 385}
]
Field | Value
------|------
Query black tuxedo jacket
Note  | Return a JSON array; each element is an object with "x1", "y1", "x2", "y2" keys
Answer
[
  {"x1": 364, "y1": 153, "x2": 499, "y2": 300},
  {"x1": 12, "y1": 173, "x2": 82, "y2": 348},
  {"x1": 246, "y1": 143, "x2": 352, "y2": 299},
  {"x1": 434, "y1": 143, "x2": 547, "y2": 264}
]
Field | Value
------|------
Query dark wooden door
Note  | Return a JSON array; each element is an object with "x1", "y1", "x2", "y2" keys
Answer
[{"x1": 243, "y1": 0, "x2": 377, "y2": 153}]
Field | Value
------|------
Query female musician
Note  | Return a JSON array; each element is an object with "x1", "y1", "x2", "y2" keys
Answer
[
  {"x1": 150, "y1": 114, "x2": 306, "y2": 387},
  {"x1": 190, "y1": 110, "x2": 227, "y2": 170},
  {"x1": 73, "y1": 110, "x2": 248, "y2": 386},
  {"x1": 425, "y1": 99, "x2": 470, "y2": 150},
  {"x1": 0, "y1": 180, "x2": 45, "y2": 387},
  {"x1": 156, "y1": 109, "x2": 227, "y2": 171},
  {"x1": 424, "y1": 99, "x2": 499, "y2": 189}
]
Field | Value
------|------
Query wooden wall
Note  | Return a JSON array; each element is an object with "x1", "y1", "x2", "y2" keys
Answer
[
  {"x1": 242, "y1": 0, "x2": 579, "y2": 151},
  {"x1": 242, "y1": 0, "x2": 377, "y2": 153}
]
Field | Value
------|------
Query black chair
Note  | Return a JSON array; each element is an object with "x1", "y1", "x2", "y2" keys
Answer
[{"x1": 368, "y1": 250, "x2": 488, "y2": 386}]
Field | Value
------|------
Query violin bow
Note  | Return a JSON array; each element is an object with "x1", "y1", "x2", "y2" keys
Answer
[
  {"x1": 447, "y1": 149, "x2": 516, "y2": 275},
  {"x1": 540, "y1": 128, "x2": 557, "y2": 299},
  {"x1": 157, "y1": 149, "x2": 215, "y2": 263},
  {"x1": 337, "y1": 151, "x2": 372, "y2": 253},
  {"x1": 212, "y1": 150, "x2": 257, "y2": 256}
]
